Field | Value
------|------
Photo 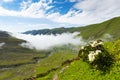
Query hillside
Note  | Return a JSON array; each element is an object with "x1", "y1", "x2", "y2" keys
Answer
[
  {"x1": 24, "y1": 17, "x2": 120, "y2": 40},
  {"x1": 23, "y1": 27, "x2": 70, "y2": 35},
  {"x1": 75, "y1": 16, "x2": 120, "y2": 40},
  {"x1": 0, "y1": 31, "x2": 51, "y2": 80},
  {"x1": 0, "y1": 16, "x2": 120, "y2": 80},
  {"x1": 0, "y1": 31, "x2": 34, "y2": 53},
  {"x1": 0, "y1": 31, "x2": 10, "y2": 37},
  {"x1": 0, "y1": 31, "x2": 50, "y2": 64},
  {"x1": 24, "y1": 39, "x2": 120, "y2": 80},
  {"x1": 0, "y1": 31, "x2": 76, "y2": 80},
  {"x1": 57, "y1": 39, "x2": 120, "y2": 80}
]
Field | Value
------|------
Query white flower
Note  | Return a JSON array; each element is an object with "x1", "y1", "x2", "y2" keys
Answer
[
  {"x1": 95, "y1": 50, "x2": 101, "y2": 55},
  {"x1": 97, "y1": 41, "x2": 103, "y2": 46},
  {"x1": 81, "y1": 46, "x2": 84, "y2": 49},
  {"x1": 88, "y1": 51, "x2": 95, "y2": 62},
  {"x1": 90, "y1": 41, "x2": 97, "y2": 47},
  {"x1": 88, "y1": 50, "x2": 102, "y2": 62},
  {"x1": 89, "y1": 40, "x2": 104, "y2": 47}
]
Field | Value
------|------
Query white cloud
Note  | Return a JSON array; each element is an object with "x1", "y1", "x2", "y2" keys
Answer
[
  {"x1": 47, "y1": 0, "x2": 120, "y2": 25},
  {"x1": 20, "y1": 0, "x2": 53, "y2": 18},
  {"x1": 20, "y1": 0, "x2": 32, "y2": 10},
  {"x1": 0, "y1": 42, "x2": 5, "y2": 49},
  {"x1": 73, "y1": 0, "x2": 120, "y2": 24},
  {"x1": 3, "y1": 0, "x2": 13, "y2": 2},
  {"x1": 0, "y1": 0, "x2": 120, "y2": 25},
  {"x1": 69, "y1": 0, "x2": 77, "y2": 2},
  {"x1": 50, "y1": 0, "x2": 120, "y2": 24},
  {"x1": 0, "y1": 0, "x2": 53, "y2": 18},
  {"x1": 0, "y1": 7, "x2": 20, "y2": 16},
  {"x1": 11, "y1": 32, "x2": 85, "y2": 50}
]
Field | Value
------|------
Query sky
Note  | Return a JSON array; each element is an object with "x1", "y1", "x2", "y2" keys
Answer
[{"x1": 0, "y1": 0, "x2": 120, "y2": 32}]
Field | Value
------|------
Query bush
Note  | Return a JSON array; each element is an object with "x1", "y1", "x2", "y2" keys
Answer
[{"x1": 78, "y1": 40, "x2": 114, "y2": 72}]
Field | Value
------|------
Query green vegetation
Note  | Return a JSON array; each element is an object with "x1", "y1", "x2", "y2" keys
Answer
[
  {"x1": 0, "y1": 31, "x2": 50, "y2": 80},
  {"x1": 29, "y1": 39, "x2": 120, "y2": 80},
  {"x1": 78, "y1": 40, "x2": 114, "y2": 72},
  {"x1": 0, "y1": 31, "x2": 48, "y2": 66},
  {"x1": 58, "y1": 60, "x2": 120, "y2": 80},
  {"x1": 75, "y1": 17, "x2": 120, "y2": 40},
  {"x1": 24, "y1": 17, "x2": 120, "y2": 40},
  {"x1": 23, "y1": 27, "x2": 70, "y2": 35},
  {"x1": 0, "y1": 49, "x2": 77, "y2": 80},
  {"x1": 34, "y1": 50, "x2": 77, "y2": 74},
  {"x1": 23, "y1": 48, "x2": 77, "y2": 80},
  {"x1": 60, "y1": 39, "x2": 120, "y2": 80},
  {"x1": 1, "y1": 16, "x2": 120, "y2": 80},
  {"x1": 0, "y1": 31, "x2": 78, "y2": 79}
]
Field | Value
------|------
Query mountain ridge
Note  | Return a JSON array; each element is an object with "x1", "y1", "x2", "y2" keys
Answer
[{"x1": 23, "y1": 16, "x2": 120, "y2": 40}]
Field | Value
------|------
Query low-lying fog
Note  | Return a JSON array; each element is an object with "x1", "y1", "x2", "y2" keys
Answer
[{"x1": 11, "y1": 32, "x2": 85, "y2": 50}]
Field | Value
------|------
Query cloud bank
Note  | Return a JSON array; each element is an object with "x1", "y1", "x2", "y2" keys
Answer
[
  {"x1": 11, "y1": 32, "x2": 85, "y2": 50},
  {"x1": 0, "y1": 42, "x2": 5, "y2": 49}
]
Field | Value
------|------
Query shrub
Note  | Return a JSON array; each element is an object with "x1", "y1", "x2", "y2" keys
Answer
[{"x1": 78, "y1": 40, "x2": 114, "y2": 72}]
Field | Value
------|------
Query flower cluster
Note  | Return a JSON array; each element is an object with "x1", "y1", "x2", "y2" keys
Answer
[
  {"x1": 88, "y1": 50, "x2": 101, "y2": 62},
  {"x1": 89, "y1": 40, "x2": 103, "y2": 47},
  {"x1": 78, "y1": 40, "x2": 104, "y2": 61},
  {"x1": 78, "y1": 40, "x2": 114, "y2": 72}
]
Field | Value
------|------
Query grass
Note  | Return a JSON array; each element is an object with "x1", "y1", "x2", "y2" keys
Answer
[
  {"x1": 0, "y1": 34, "x2": 77, "y2": 80},
  {"x1": 0, "y1": 31, "x2": 78, "y2": 79},
  {"x1": 0, "y1": 50, "x2": 49, "y2": 80},
  {"x1": 2, "y1": 38, "x2": 119, "y2": 80},
  {"x1": 57, "y1": 39, "x2": 120, "y2": 80},
  {"x1": 34, "y1": 50, "x2": 77, "y2": 74},
  {"x1": 0, "y1": 32, "x2": 51, "y2": 79},
  {"x1": 24, "y1": 16, "x2": 120, "y2": 40},
  {"x1": 34, "y1": 39, "x2": 120, "y2": 80},
  {"x1": 0, "y1": 64, "x2": 36, "y2": 80},
  {"x1": 104, "y1": 39, "x2": 120, "y2": 60},
  {"x1": 0, "y1": 49, "x2": 77, "y2": 80},
  {"x1": 58, "y1": 60, "x2": 120, "y2": 80},
  {"x1": 0, "y1": 32, "x2": 49, "y2": 66},
  {"x1": 0, "y1": 52, "x2": 46, "y2": 65},
  {"x1": 1, "y1": 16, "x2": 120, "y2": 80}
]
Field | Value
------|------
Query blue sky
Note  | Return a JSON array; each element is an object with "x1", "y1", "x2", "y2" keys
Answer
[{"x1": 0, "y1": 0, "x2": 120, "y2": 32}]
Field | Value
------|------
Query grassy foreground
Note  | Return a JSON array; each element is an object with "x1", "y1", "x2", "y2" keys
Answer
[
  {"x1": 0, "y1": 45, "x2": 77, "y2": 80},
  {"x1": 0, "y1": 31, "x2": 120, "y2": 80},
  {"x1": 34, "y1": 39, "x2": 120, "y2": 80}
]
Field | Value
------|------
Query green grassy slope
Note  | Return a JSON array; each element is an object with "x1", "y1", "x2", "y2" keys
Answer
[
  {"x1": 35, "y1": 39, "x2": 120, "y2": 80},
  {"x1": 0, "y1": 31, "x2": 51, "y2": 80},
  {"x1": 0, "y1": 31, "x2": 77, "y2": 80},
  {"x1": 24, "y1": 16, "x2": 120, "y2": 40},
  {"x1": 58, "y1": 40, "x2": 120, "y2": 80},
  {"x1": 74, "y1": 17, "x2": 120, "y2": 40},
  {"x1": 0, "y1": 31, "x2": 48, "y2": 70},
  {"x1": 0, "y1": 16, "x2": 120, "y2": 80},
  {"x1": 23, "y1": 49, "x2": 77, "y2": 80},
  {"x1": 0, "y1": 47, "x2": 77, "y2": 80}
]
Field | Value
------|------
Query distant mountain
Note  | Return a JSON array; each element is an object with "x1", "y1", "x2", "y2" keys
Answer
[
  {"x1": 23, "y1": 27, "x2": 71, "y2": 35},
  {"x1": 0, "y1": 31, "x2": 34, "y2": 53},
  {"x1": 0, "y1": 31, "x2": 10, "y2": 37},
  {"x1": 0, "y1": 31, "x2": 50, "y2": 55},
  {"x1": 24, "y1": 17, "x2": 120, "y2": 40},
  {"x1": 0, "y1": 31, "x2": 42, "y2": 52}
]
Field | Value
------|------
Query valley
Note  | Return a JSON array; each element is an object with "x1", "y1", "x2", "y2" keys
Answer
[{"x1": 0, "y1": 17, "x2": 120, "y2": 80}]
